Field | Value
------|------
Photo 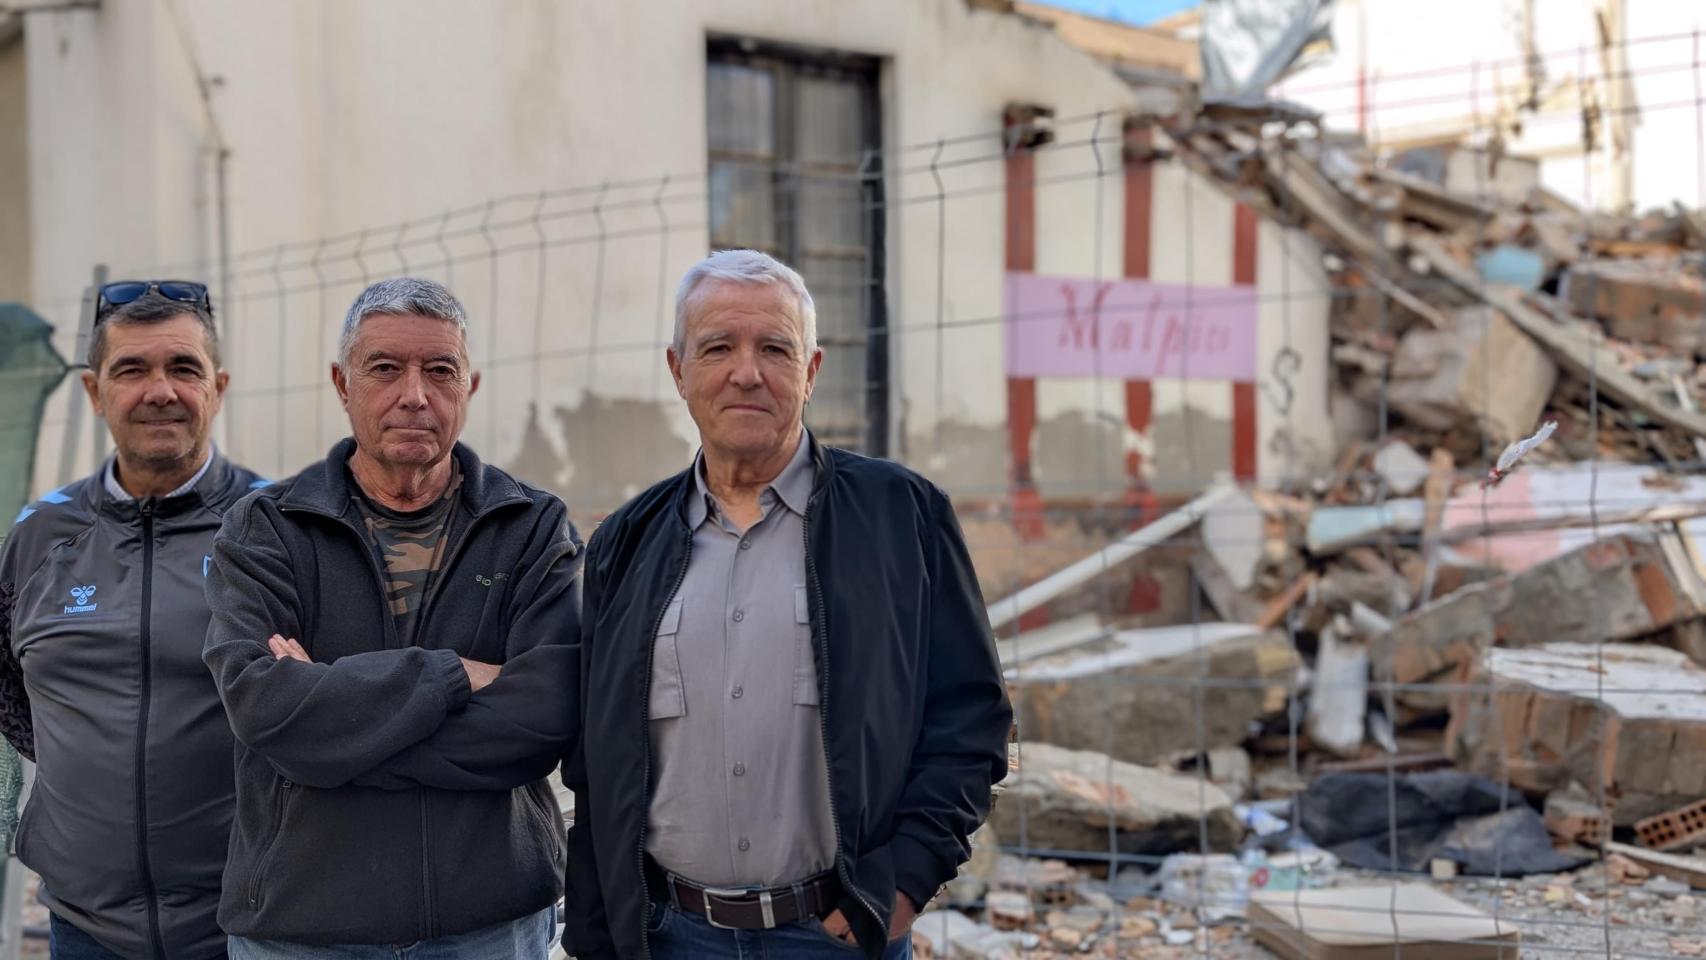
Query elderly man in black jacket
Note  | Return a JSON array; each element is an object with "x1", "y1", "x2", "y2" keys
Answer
[
  {"x1": 203, "y1": 277, "x2": 580, "y2": 960},
  {"x1": 563, "y1": 250, "x2": 1011, "y2": 960}
]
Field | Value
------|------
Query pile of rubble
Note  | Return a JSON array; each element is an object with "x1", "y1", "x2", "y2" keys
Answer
[
  {"x1": 914, "y1": 847, "x2": 1705, "y2": 958},
  {"x1": 1150, "y1": 97, "x2": 1706, "y2": 830},
  {"x1": 944, "y1": 100, "x2": 1706, "y2": 957}
]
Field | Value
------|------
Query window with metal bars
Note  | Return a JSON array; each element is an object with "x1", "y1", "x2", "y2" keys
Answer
[{"x1": 705, "y1": 37, "x2": 888, "y2": 455}]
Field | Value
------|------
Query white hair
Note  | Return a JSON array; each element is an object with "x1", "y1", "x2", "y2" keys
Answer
[
  {"x1": 339, "y1": 277, "x2": 470, "y2": 366},
  {"x1": 673, "y1": 249, "x2": 818, "y2": 355}
]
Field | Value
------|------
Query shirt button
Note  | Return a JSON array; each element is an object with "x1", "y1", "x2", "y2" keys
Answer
[
  {"x1": 732, "y1": 610, "x2": 745, "y2": 623},
  {"x1": 739, "y1": 539, "x2": 752, "y2": 551},
  {"x1": 733, "y1": 763, "x2": 746, "y2": 777},
  {"x1": 732, "y1": 685, "x2": 744, "y2": 699},
  {"x1": 738, "y1": 837, "x2": 751, "y2": 852}
]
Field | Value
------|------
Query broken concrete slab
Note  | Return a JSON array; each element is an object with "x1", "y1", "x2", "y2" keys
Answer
[
  {"x1": 1200, "y1": 485, "x2": 1267, "y2": 593},
  {"x1": 988, "y1": 742, "x2": 1241, "y2": 856},
  {"x1": 1377, "y1": 532, "x2": 1706, "y2": 715},
  {"x1": 1498, "y1": 532, "x2": 1704, "y2": 647},
  {"x1": 1372, "y1": 440, "x2": 1430, "y2": 496},
  {"x1": 1307, "y1": 625, "x2": 1368, "y2": 758},
  {"x1": 1445, "y1": 643, "x2": 1706, "y2": 825},
  {"x1": 1386, "y1": 305, "x2": 1559, "y2": 450},
  {"x1": 1562, "y1": 259, "x2": 1706, "y2": 355},
  {"x1": 1007, "y1": 624, "x2": 1299, "y2": 766}
]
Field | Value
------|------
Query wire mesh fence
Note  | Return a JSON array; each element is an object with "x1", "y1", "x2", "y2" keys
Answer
[{"x1": 17, "y1": 26, "x2": 1706, "y2": 959}]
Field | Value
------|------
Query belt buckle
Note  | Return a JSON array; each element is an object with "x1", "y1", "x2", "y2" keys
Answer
[{"x1": 700, "y1": 886, "x2": 777, "y2": 930}]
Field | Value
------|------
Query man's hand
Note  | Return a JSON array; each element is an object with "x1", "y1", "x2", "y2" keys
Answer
[
  {"x1": 460, "y1": 657, "x2": 501, "y2": 693},
  {"x1": 822, "y1": 893, "x2": 919, "y2": 947},
  {"x1": 821, "y1": 909, "x2": 856, "y2": 946},
  {"x1": 269, "y1": 635, "x2": 311, "y2": 663}
]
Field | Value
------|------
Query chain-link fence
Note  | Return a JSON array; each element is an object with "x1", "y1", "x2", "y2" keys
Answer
[{"x1": 15, "y1": 21, "x2": 1706, "y2": 959}]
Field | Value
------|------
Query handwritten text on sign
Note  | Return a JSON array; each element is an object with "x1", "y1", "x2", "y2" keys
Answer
[{"x1": 1004, "y1": 272, "x2": 1258, "y2": 381}]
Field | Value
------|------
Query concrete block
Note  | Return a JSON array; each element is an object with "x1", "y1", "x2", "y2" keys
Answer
[
  {"x1": 1563, "y1": 260, "x2": 1706, "y2": 355},
  {"x1": 1008, "y1": 624, "x2": 1299, "y2": 766},
  {"x1": 1377, "y1": 532, "x2": 1705, "y2": 716},
  {"x1": 1387, "y1": 306, "x2": 1557, "y2": 449},
  {"x1": 1445, "y1": 643, "x2": 1706, "y2": 825},
  {"x1": 989, "y1": 742, "x2": 1242, "y2": 856}
]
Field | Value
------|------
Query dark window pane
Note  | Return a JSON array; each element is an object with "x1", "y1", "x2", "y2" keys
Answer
[
  {"x1": 798, "y1": 254, "x2": 865, "y2": 346},
  {"x1": 796, "y1": 175, "x2": 864, "y2": 255},
  {"x1": 709, "y1": 42, "x2": 884, "y2": 454},
  {"x1": 709, "y1": 161, "x2": 776, "y2": 250},
  {"x1": 795, "y1": 75, "x2": 864, "y2": 167},
  {"x1": 707, "y1": 62, "x2": 775, "y2": 156},
  {"x1": 799, "y1": 255, "x2": 867, "y2": 445}
]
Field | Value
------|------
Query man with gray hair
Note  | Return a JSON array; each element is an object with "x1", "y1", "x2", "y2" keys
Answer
[
  {"x1": 564, "y1": 250, "x2": 1011, "y2": 959},
  {"x1": 204, "y1": 277, "x2": 581, "y2": 959}
]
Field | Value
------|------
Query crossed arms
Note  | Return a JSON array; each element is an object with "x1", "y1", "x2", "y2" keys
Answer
[{"x1": 201, "y1": 496, "x2": 581, "y2": 791}]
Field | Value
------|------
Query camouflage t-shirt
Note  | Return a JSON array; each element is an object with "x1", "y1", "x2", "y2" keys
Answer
[{"x1": 354, "y1": 463, "x2": 463, "y2": 646}]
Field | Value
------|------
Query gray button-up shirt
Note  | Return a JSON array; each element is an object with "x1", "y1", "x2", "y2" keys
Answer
[{"x1": 646, "y1": 433, "x2": 837, "y2": 888}]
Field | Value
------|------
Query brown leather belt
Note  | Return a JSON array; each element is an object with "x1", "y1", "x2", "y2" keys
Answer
[{"x1": 646, "y1": 857, "x2": 841, "y2": 931}]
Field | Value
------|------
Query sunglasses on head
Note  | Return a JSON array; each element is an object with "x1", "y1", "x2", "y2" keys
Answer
[{"x1": 95, "y1": 280, "x2": 212, "y2": 324}]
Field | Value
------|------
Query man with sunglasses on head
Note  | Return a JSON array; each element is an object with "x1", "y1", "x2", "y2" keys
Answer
[{"x1": 0, "y1": 281, "x2": 264, "y2": 960}]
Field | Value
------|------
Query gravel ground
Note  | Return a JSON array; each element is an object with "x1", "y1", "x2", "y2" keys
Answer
[
  {"x1": 922, "y1": 856, "x2": 1706, "y2": 958},
  {"x1": 14, "y1": 860, "x2": 1706, "y2": 958}
]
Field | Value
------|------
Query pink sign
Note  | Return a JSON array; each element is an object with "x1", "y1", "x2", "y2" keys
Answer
[{"x1": 1004, "y1": 272, "x2": 1258, "y2": 381}]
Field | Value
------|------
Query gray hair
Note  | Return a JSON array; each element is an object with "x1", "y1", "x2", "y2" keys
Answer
[
  {"x1": 673, "y1": 249, "x2": 817, "y2": 355},
  {"x1": 89, "y1": 291, "x2": 220, "y2": 372},
  {"x1": 338, "y1": 277, "x2": 470, "y2": 366}
]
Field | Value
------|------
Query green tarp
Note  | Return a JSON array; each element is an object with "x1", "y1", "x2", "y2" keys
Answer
[
  {"x1": 0, "y1": 302, "x2": 67, "y2": 862},
  {"x1": 1, "y1": 302, "x2": 69, "y2": 536}
]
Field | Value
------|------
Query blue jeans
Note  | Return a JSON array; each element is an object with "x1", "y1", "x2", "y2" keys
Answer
[
  {"x1": 645, "y1": 902, "x2": 912, "y2": 959},
  {"x1": 48, "y1": 914, "x2": 131, "y2": 960},
  {"x1": 226, "y1": 906, "x2": 554, "y2": 960}
]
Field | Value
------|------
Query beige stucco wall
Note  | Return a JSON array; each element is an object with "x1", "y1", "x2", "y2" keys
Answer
[
  {"x1": 21, "y1": 0, "x2": 1331, "y2": 510},
  {"x1": 0, "y1": 33, "x2": 30, "y2": 305}
]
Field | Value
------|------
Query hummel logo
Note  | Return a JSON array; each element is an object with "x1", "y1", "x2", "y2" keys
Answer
[{"x1": 64, "y1": 585, "x2": 98, "y2": 615}]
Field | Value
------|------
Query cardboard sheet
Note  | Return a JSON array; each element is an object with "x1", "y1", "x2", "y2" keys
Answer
[{"x1": 1248, "y1": 884, "x2": 1520, "y2": 959}]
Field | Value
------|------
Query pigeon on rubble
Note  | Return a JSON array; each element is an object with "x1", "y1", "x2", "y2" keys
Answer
[{"x1": 1482, "y1": 420, "x2": 1558, "y2": 489}]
